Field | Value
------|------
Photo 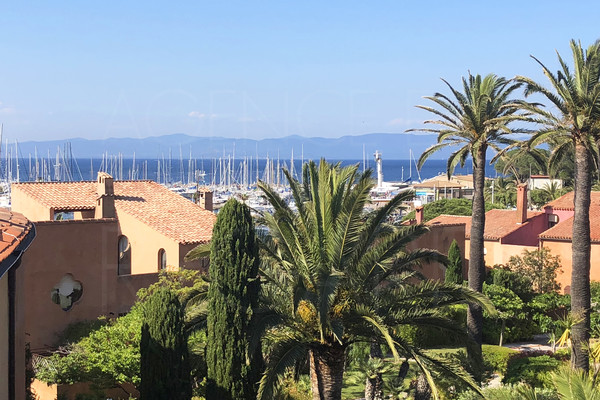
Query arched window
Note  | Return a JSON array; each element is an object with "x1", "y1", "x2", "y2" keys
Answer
[
  {"x1": 158, "y1": 249, "x2": 167, "y2": 270},
  {"x1": 118, "y1": 235, "x2": 131, "y2": 275}
]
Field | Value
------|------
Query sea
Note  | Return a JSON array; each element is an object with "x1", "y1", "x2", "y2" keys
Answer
[{"x1": 13, "y1": 158, "x2": 493, "y2": 185}]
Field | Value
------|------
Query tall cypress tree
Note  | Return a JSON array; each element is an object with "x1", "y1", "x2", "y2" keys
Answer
[
  {"x1": 206, "y1": 198, "x2": 261, "y2": 399},
  {"x1": 445, "y1": 239, "x2": 464, "y2": 285},
  {"x1": 140, "y1": 288, "x2": 191, "y2": 400}
]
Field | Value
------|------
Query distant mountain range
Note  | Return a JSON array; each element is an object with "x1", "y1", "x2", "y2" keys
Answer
[{"x1": 15, "y1": 133, "x2": 449, "y2": 160}]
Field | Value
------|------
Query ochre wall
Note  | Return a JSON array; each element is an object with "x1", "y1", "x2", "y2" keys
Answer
[
  {"x1": 11, "y1": 188, "x2": 52, "y2": 221},
  {"x1": 483, "y1": 241, "x2": 537, "y2": 267},
  {"x1": 116, "y1": 210, "x2": 182, "y2": 274},
  {"x1": 408, "y1": 224, "x2": 467, "y2": 281},
  {"x1": 540, "y1": 240, "x2": 600, "y2": 294},
  {"x1": 22, "y1": 219, "x2": 159, "y2": 351}
]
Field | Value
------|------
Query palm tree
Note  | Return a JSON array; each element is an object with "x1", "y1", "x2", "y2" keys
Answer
[
  {"x1": 516, "y1": 39, "x2": 600, "y2": 371},
  {"x1": 485, "y1": 177, "x2": 516, "y2": 207},
  {"x1": 540, "y1": 181, "x2": 565, "y2": 202},
  {"x1": 552, "y1": 366, "x2": 600, "y2": 400},
  {"x1": 409, "y1": 73, "x2": 526, "y2": 375},
  {"x1": 255, "y1": 160, "x2": 493, "y2": 400}
]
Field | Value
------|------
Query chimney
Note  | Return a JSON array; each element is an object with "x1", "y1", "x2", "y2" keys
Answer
[
  {"x1": 415, "y1": 206, "x2": 424, "y2": 225},
  {"x1": 196, "y1": 188, "x2": 213, "y2": 212},
  {"x1": 516, "y1": 184, "x2": 528, "y2": 224},
  {"x1": 95, "y1": 172, "x2": 116, "y2": 219}
]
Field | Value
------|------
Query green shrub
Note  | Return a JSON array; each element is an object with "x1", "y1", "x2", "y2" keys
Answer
[
  {"x1": 488, "y1": 268, "x2": 534, "y2": 302},
  {"x1": 503, "y1": 354, "x2": 562, "y2": 388},
  {"x1": 483, "y1": 283, "x2": 537, "y2": 344},
  {"x1": 529, "y1": 292, "x2": 570, "y2": 334},
  {"x1": 482, "y1": 345, "x2": 517, "y2": 376},
  {"x1": 456, "y1": 384, "x2": 558, "y2": 400}
]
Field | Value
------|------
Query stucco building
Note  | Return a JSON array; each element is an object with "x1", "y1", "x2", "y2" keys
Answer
[
  {"x1": 11, "y1": 173, "x2": 216, "y2": 351},
  {"x1": 0, "y1": 208, "x2": 35, "y2": 400},
  {"x1": 539, "y1": 192, "x2": 600, "y2": 293},
  {"x1": 427, "y1": 185, "x2": 546, "y2": 267},
  {"x1": 426, "y1": 185, "x2": 600, "y2": 294}
]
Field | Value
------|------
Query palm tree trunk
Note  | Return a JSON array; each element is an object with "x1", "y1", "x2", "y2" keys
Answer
[
  {"x1": 309, "y1": 343, "x2": 346, "y2": 400},
  {"x1": 414, "y1": 373, "x2": 432, "y2": 400},
  {"x1": 467, "y1": 145, "x2": 487, "y2": 380},
  {"x1": 571, "y1": 142, "x2": 592, "y2": 371},
  {"x1": 365, "y1": 341, "x2": 384, "y2": 400}
]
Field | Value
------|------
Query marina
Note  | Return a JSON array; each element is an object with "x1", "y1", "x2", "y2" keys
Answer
[{"x1": 0, "y1": 134, "x2": 485, "y2": 213}]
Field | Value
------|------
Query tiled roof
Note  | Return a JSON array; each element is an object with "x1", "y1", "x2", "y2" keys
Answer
[
  {"x1": 427, "y1": 209, "x2": 543, "y2": 240},
  {"x1": 14, "y1": 181, "x2": 97, "y2": 210},
  {"x1": 0, "y1": 208, "x2": 34, "y2": 266},
  {"x1": 540, "y1": 206, "x2": 600, "y2": 243},
  {"x1": 427, "y1": 215, "x2": 472, "y2": 237},
  {"x1": 12, "y1": 180, "x2": 216, "y2": 244},
  {"x1": 544, "y1": 191, "x2": 600, "y2": 211},
  {"x1": 482, "y1": 209, "x2": 543, "y2": 240}
]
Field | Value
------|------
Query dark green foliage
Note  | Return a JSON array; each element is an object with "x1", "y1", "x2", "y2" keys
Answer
[
  {"x1": 529, "y1": 292, "x2": 570, "y2": 334},
  {"x1": 445, "y1": 240, "x2": 463, "y2": 284},
  {"x1": 530, "y1": 187, "x2": 568, "y2": 208},
  {"x1": 54, "y1": 319, "x2": 108, "y2": 347},
  {"x1": 506, "y1": 248, "x2": 562, "y2": 294},
  {"x1": 140, "y1": 288, "x2": 191, "y2": 400},
  {"x1": 36, "y1": 271, "x2": 209, "y2": 397},
  {"x1": 206, "y1": 198, "x2": 261, "y2": 400},
  {"x1": 488, "y1": 268, "x2": 534, "y2": 302},
  {"x1": 503, "y1": 354, "x2": 561, "y2": 388},
  {"x1": 493, "y1": 148, "x2": 548, "y2": 182},
  {"x1": 399, "y1": 306, "x2": 468, "y2": 348},
  {"x1": 485, "y1": 177, "x2": 517, "y2": 208},
  {"x1": 481, "y1": 345, "x2": 518, "y2": 376},
  {"x1": 589, "y1": 281, "x2": 600, "y2": 338},
  {"x1": 482, "y1": 283, "x2": 537, "y2": 344},
  {"x1": 456, "y1": 385, "x2": 559, "y2": 400},
  {"x1": 36, "y1": 309, "x2": 143, "y2": 387},
  {"x1": 25, "y1": 343, "x2": 35, "y2": 400}
]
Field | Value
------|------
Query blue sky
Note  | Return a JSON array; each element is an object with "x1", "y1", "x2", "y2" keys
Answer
[{"x1": 1, "y1": 1, "x2": 599, "y2": 142}]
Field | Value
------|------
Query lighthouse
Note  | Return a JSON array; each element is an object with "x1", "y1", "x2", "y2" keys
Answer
[{"x1": 374, "y1": 150, "x2": 383, "y2": 188}]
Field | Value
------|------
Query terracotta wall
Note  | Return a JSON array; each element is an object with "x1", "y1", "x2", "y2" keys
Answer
[
  {"x1": 502, "y1": 214, "x2": 548, "y2": 247},
  {"x1": 408, "y1": 223, "x2": 467, "y2": 281},
  {"x1": 21, "y1": 219, "x2": 159, "y2": 351},
  {"x1": 32, "y1": 379, "x2": 139, "y2": 400},
  {"x1": 540, "y1": 240, "x2": 600, "y2": 294}
]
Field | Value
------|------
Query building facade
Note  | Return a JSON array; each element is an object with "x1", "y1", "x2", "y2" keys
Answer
[
  {"x1": 12, "y1": 173, "x2": 216, "y2": 351},
  {"x1": 0, "y1": 208, "x2": 35, "y2": 400}
]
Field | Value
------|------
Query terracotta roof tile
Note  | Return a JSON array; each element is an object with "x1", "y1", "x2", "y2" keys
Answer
[
  {"x1": 545, "y1": 191, "x2": 600, "y2": 211},
  {"x1": 427, "y1": 215, "x2": 472, "y2": 237},
  {"x1": 12, "y1": 180, "x2": 216, "y2": 244},
  {"x1": 540, "y1": 205, "x2": 600, "y2": 242},
  {"x1": 427, "y1": 209, "x2": 543, "y2": 240},
  {"x1": 13, "y1": 181, "x2": 96, "y2": 210},
  {"x1": 482, "y1": 209, "x2": 544, "y2": 240},
  {"x1": 0, "y1": 208, "x2": 34, "y2": 265}
]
